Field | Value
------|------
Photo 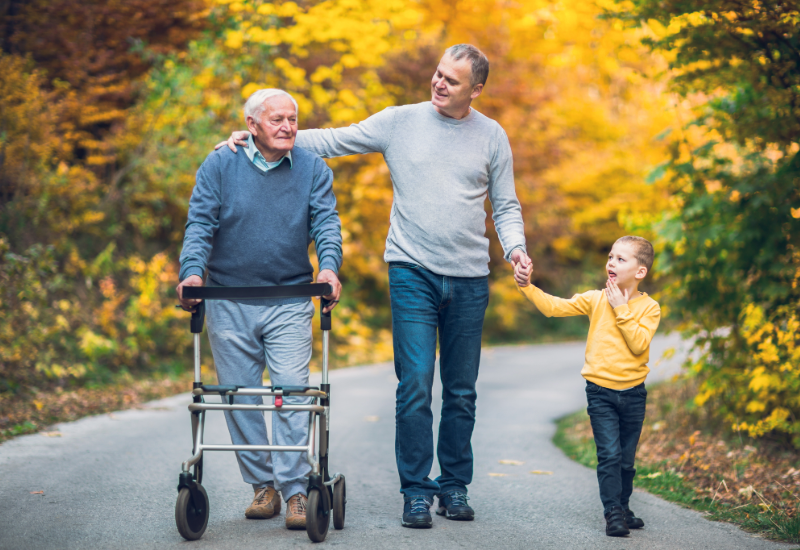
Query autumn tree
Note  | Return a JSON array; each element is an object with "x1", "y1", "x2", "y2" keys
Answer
[
  {"x1": 614, "y1": 1, "x2": 800, "y2": 444},
  {"x1": 0, "y1": 0, "x2": 208, "y2": 398},
  {"x1": 2, "y1": 0, "x2": 677, "y2": 403}
]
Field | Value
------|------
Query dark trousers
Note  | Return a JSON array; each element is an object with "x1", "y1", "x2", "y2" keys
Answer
[
  {"x1": 388, "y1": 261, "x2": 489, "y2": 500},
  {"x1": 585, "y1": 380, "x2": 647, "y2": 514}
]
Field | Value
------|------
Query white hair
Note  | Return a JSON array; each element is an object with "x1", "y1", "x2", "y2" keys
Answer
[{"x1": 243, "y1": 89, "x2": 298, "y2": 123}]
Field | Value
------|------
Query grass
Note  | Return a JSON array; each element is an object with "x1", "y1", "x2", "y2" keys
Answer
[
  {"x1": 554, "y1": 381, "x2": 800, "y2": 544},
  {"x1": 0, "y1": 371, "x2": 198, "y2": 444}
]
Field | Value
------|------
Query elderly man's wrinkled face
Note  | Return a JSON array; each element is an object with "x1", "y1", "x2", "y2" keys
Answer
[
  {"x1": 431, "y1": 53, "x2": 483, "y2": 117},
  {"x1": 247, "y1": 95, "x2": 297, "y2": 159}
]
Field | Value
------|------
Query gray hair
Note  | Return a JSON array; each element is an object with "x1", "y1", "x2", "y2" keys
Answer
[
  {"x1": 243, "y1": 89, "x2": 298, "y2": 123},
  {"x1": 445, "y1": 44, "x2": 490, "y2": 87}
]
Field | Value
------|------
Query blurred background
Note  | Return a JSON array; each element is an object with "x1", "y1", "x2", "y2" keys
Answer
[{"x1": 1, "y1": 0, "x2": 799, "y2": 453}]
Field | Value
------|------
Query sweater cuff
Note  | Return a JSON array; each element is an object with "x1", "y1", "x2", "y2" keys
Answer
[
  {"x1": 180, "y1": 266, "x2": 205, "y2": 282},
  {"x1": 613, "y1": 303, "x2": 632, "y2": 318},
  {"x1": 505, "y1": 245, "x2": 528, "y2": 263},
  {"x1": 516, "y1": 282, "x2": 538, "y2": 301},
  {"x1": 318, "y1": 256, "x2": 340, "y2": 275}
]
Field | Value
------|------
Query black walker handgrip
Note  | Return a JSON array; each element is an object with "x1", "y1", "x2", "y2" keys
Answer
[
  {"x1": 190, "y1": 301, "x2": 206, "y2": 334},
  {"x1": 320, "y1": 299, "x2": 332, "y2": 331}
]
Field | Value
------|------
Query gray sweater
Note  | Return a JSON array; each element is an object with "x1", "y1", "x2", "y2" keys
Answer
[
  {"x1": 179, "y1": 146, "x2": 342, "y2": 304},
  {"x1": 296, "y1": 102, "x2": 526, "y2": 278}
]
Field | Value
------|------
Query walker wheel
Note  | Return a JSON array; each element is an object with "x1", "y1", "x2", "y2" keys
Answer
[
  {"x1": 175, "y1": 484, "x2": 209, "y2": 541},
  {"x1": 306, "y1": 487, "x2": 330, "y2": 542},
  {"x1": 333, "y1": 476, "x2": 346, "y2": 530}
]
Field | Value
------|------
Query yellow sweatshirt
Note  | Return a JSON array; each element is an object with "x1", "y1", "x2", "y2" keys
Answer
[{"x1": 518, "y1": 284, "x2": 661, "y2": 390}]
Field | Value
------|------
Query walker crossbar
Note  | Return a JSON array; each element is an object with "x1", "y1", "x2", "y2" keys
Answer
[
  {"x1": 183, "y1": 283, "x2": 333, "y2": 301},
  {"x1": 193, "y1": 384, "x2": 325, "y2": 397}
]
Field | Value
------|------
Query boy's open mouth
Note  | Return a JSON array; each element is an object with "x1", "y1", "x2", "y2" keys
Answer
[{"x1": 608, "y1": 271, "x2": 617, "y2": 279}]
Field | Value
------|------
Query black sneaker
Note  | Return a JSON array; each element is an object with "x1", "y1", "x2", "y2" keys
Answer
[
  {"x1": 402, "y1": 496, "x2": 432, "y2": 528},
  {"x1": 435, "y1": 490, "x2": 474, "y2": 521},
  {"x1": 624, "y1": 508, "x2": 644, "y2": 529},
  {"x1": 604, "y1": 506, "x2": 630, "y2": 537}
]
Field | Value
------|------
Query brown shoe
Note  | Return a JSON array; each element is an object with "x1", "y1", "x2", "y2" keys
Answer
[
  {"x1": 285, "y1": 493, "x2": 308, "y2": 529},
  {"x1": 245, "y1": 486, "x2": 281, "y2": 519}
]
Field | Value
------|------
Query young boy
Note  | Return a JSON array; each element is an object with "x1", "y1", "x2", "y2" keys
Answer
[{"x1": 514, "y1": 235, "x2": 661, "y2": 537}]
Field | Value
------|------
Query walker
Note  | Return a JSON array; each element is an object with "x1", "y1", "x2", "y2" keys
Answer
[{"x1": 174, "y1": 284, "x2": 345, "y2": 543}]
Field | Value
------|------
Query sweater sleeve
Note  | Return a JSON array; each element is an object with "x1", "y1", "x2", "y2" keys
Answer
[
  {"x1": 517, "y1": 283, "x2": 595, "y2": 317},
  {"x1": 488, "y1": 128, "x2": 527, "y2": 262},
  {"x1": 613, "y1": 301, "x2": 661, "y2": 355},
  {"x1": 309, "y1": 159, "x2": 343, "y2": 274},
  {"x1": 179, "y1": 156, "x2": 221, "y2": 281},
  {"x1": 294, "y1": 107, "x2": 396, "y2": 158}
]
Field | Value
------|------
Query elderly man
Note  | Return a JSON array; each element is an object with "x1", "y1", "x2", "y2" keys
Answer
[
  {"x1": 178, "y1": 89, "x2": 342, "y2": 530},
  {"x1": 220, "y1": 44, "x2": 530, "y2": 528}
]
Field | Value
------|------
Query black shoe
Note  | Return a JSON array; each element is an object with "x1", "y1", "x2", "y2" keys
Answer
[
  {"x1": 605, "y1": 506, "x2": 630, "y2": 537},
  {"x1": 624, "y1": 508, "x2": 644, "y2": 529},
  {"x1": 402, "y1": 496, "x2": 432, "y2": 528},
  {"x1": 435, "y1": 490, "x2": 474, "y2": 521}
]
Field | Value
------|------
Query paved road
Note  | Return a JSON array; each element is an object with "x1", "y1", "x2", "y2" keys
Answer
[{"x1": 0, "y1": 335, "x2": 793, "y2": 549}]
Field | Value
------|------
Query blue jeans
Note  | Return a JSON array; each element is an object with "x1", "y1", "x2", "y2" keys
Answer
[
  {"x1": 388, "y1": 262, "x2": 489, "y2": 500},
  {"x1": 585, "y1": 381, "x2": 647, "y2": 514}
]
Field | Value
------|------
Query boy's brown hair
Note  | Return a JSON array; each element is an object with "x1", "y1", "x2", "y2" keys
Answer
[{"x1": 615, "y1": 236, "x2": 654, "y2": 272}]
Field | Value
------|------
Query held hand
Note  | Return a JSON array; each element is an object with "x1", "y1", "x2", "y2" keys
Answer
[
  {"x1": 605, "y1": 279, "x2": 630, "y2": 309},
  {"x1": 514, "y1": 262, "x2": 532, "y2": 287},
  {"x1": 213, "y1": 130, "x2": 251, "y2": 153},
  {"x1": 176, "y1": 275, "x2": 204, "y2": 311},
  {"x1": 510, "y1": 248, "x2": 531, "y2": 270},
  {"x1": 317, "y1": 269, "x2": 342, "y2": 313},
  {"x1": 510, "y1": 249, "x2": 533, "y2": 287}
]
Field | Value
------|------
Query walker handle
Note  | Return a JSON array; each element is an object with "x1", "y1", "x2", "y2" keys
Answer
[
  {"x1": 320, "y1": 299, "x2": 332, "y2": 331},
  {"x1": 190, "y1": 301, "x2": 206, "y2": 334}
]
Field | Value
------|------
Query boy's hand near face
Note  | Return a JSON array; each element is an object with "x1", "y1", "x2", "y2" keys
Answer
[{"x1": 605, "y1": 279, "x2": 630, "y2": 308}]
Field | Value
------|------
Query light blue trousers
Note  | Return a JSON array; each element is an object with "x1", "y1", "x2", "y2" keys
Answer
[{"x1": 206, "y1": 299, "x2": 314, "y2": 501}]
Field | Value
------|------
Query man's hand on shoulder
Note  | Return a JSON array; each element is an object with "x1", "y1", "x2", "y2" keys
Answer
[
  {"x1": 510, "y1": 249, "x2": 532, "y2": 287},
  {"x1": 317, "y1": 269, "x2": 342, "y2": 313},
  {"x1": 214, "y1": 131, "x2": 251, "y2": 153},
  {"x1": 176, "y1": 275, "x2": 204, "y2": 311}
]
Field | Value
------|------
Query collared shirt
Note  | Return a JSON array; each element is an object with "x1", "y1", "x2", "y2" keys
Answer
[{"x1": 245, "y1": 134, "x2": 293, "y2": 172}]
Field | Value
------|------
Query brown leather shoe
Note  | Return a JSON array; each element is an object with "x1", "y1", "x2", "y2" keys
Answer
[
  {"x1": 285, "y1": 493, "x2": 308, "y2": 529},
  {"x1": 245, "y1": 486, "x2": 281, "y2": 519}
]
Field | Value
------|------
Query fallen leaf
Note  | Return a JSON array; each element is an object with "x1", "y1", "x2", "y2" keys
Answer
[
  {"x1": 739, "y1": 485, "x2": 755, "y2": 499},
  {"x1": 41, "y1": 432, "x2": 62, "y2": 437},
  {"x1": 488, "y1": 473, "x2": 509, "y2": 477},
  {"x1": 645, "y1": 472, "x2": 662, "y2": 479},
  {"x1": 30, "y1": 491, "x2": 44, "y2": 495},
  {"x1": 498, "y1": 459, "x2": 524, "y2": 465},
  {"x1": 364, "y1": 416, "x2": 379, "y2": 422},
  {"x1": 529, "y1": 470, "x2": 553, "y2": 475}
]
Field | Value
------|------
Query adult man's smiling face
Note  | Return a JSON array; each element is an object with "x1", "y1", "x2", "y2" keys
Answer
[
  {"x1": 430, "y1": 53, "x2": 484, "y2": 119},
  {"x1": 247, "y1": 95, "x2": 298, "y2": 162}
]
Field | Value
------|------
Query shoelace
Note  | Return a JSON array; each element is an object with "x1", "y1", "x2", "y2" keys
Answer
[
  {"x1": 447, "y1": 492, "x2": 469, "y2": 508},
  {"x1": 409, "y1": 497, "x2": 430, "y2": 514},
  {"x1": 291, "y1": 495, "x2": 307, "y2": 514},
  {"x1": 254, "y1": 487, "x2": 271, "y2": 504}
]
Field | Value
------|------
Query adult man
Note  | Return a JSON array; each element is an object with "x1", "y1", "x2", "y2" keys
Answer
[
  {"x1": 220, "y1": 44, "x2": 531, "y2": 528},
  {"x1": 178, "y1": 89, "x2": 343, "y2": 530}
]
